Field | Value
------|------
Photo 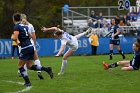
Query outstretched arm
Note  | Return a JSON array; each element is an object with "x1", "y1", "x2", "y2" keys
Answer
[
  {"x1": 41, "y1": 27, "x2": 58, "y2": 32},
  {"x1": 55, "y1": 45, "x2": 65, "y2": 57}
]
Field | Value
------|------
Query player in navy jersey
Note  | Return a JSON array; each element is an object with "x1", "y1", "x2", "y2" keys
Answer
[
  {"x1": 108, "y1": 18, "x2": 125, "y2": 60},
  {"x1": 11, "y1": 13, "x2": 53, "y2": 86},
  {"x1": 103, "y1": 37, "x2": 140, "y2": 71}
]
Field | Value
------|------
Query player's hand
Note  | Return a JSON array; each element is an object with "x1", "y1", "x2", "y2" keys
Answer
[{"x1": 41, "y1": 27, "x2": 48, "y2": 32}]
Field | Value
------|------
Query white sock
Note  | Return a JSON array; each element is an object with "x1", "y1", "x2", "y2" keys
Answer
[
  {"x1": 75, "y1": 32, "x2": 86, "y2": 39},
  {"x1": 24, "y1": 64, "x2": 27, "y2": 71},
  {"x1": 34, "y1": 59, "x2": 42, "y2": 73},
  {"x1": 60, "y1": 60, "x2": 67, "y2": 74}
]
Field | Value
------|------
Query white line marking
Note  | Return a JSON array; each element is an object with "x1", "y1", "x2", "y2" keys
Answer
[{"x1": 2, "y1": 80, "x2": 32, "y2": 93}]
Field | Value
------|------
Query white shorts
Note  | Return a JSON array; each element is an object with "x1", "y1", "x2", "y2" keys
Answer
[{"x1": 68, "y1": 38, "x2": 78, "y2": 51}]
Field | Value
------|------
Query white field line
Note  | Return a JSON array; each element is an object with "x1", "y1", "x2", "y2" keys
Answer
[{"x1": 2, "y1": 80, "x2": 32, "y2": 93}]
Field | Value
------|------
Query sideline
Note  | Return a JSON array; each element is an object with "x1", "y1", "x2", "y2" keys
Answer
[{"x1": 2, "y1": 80, "x2": 32, "y2": 93}]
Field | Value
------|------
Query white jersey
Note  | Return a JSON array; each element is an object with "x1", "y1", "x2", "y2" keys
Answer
[
  {"x1": 60, "y1": 32, "x2": 78, "y2": 51},
  {"x1": 27, "y1": 23, "x2": 36, "y2": 50}
]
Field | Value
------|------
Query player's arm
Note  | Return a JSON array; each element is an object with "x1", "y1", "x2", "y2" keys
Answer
[
  {"x1": 41, "y1": 27, "x2": 57, "y2": 32},
  {"x1": 31, "y1": 32, "x2": 36, "y2": 45},
  {"x1": 55, "y1": 44, "x2": 65, "y2": 57},
  {"x1": 113, "y1": 28, "x2": 120, "y2": 38},
  {"x1": 11, "y1": 31, "x2": 19, "y2": 41}
]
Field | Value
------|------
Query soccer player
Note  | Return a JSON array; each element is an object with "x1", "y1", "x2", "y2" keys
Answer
[
  {"x1": 20, "y1": 14, "x2": 44, "y2": 79},
  {"x1": 103, "y1": 37, "x2": 140, "y2": 71},
  {"x1": 107, "y1": 18, "x2": 125, "y2": 60},
  {"x1": 12, "y1": 13, "x2": 53, "y2": 86},
  {"x1": 41, "y1": 27, "x2": 92, "y2": 75}
]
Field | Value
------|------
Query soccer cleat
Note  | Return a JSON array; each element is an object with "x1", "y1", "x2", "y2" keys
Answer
[
  {"x1": 58, "y1": 72, "x2": 64, "y2": 76},
  {"x1": 24, "y1": 82, "x2": 31, "y2": 87},
  {"x1": 37, "y1": 72, "x2": 44, "y2": 80},
  {"x1": 85, "y1": 28, "x2": 92, "y2": 35},
  {"x1": 45, "y1": 67, "x2": 53, "y2": 79},
  {"x1": 103, "y1": 61, "x2": 109, "y2": 70}
]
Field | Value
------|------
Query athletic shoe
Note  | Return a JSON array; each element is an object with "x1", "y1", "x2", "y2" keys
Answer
[
  {"x1": 103, "y1": 61, "x2": 109, "y2": 70},
  {"x1": 58, "y1": 72, "x2": 64, "y2": 75},
  {"x1": 85, "y1": 28, "x2": 92, "y2": 35},
  {"x1": 24, "y1": 82, "x2": 31, "y2": 87},
  {"x1": 45, "y1": 67, "x2": 53, "y2": 79},
  {"x1": 37, "y1": 72, "x2": 44, "y2": 80}
]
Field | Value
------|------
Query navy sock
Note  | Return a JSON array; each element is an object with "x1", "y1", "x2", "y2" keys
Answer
[
  {"x1": 108, "y1": 62, "x2": 118, "y2": 68},
  {"x1": 19, "y1": 67, "x2": 30, "y2": 83}
]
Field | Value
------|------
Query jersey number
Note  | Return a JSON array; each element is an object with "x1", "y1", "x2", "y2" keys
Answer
[{"x1": 24, "y1": 28, "x2": 29, "y2": 36}]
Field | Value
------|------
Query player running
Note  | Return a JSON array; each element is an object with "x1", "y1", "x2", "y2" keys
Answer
[
  {"x1": 12, "y1": 13, "x2": 53, "y2": 86},
  {"x1": 19, "y1": 14, "x2": 44, "y2": 79},
  {"x1": 41, "y1": 26, "x2": 92, "y2": 75}
]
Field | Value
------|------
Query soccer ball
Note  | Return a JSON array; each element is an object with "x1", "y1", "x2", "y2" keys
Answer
[{"x1": 136, "y1": 0, "x2": 140, "y2": 7}]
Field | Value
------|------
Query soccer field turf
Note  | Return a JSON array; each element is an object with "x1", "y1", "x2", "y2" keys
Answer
[{"x1": 0, "y1": 54, "x2": 140, "y2": 93}]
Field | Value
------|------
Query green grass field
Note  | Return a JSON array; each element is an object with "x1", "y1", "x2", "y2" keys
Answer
[{"x1": 0, "y1": 54, "x2": 140, "y2": 93}]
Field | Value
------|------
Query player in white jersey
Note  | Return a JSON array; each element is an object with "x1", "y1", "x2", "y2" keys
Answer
[
  {"x1": 41, "y1": 27, "x2": 92, "y2": 75},
  {"x1": 20, "y1": 14, "x2": 44, "y2": 79}
]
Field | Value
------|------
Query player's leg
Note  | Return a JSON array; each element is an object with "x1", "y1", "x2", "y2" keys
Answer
[
  {"x1": 12, "y1": 46, "x2": 15, "y2": 59},
  {"x1": 58, "y1": 49, "x2": 74, "y2": 75},
  {"x1": 33, "y1": 50, "x2": 44, "y2": 79},
  {"x1": 103, "y1": 60, "x2": 130, "y2": 70},
  {"x1": 18, "y1": 59, "x2": 31, "y2": 86},
  {"x1": 116, "y1": 45, "x2": 125, "y2": 59},
  {"x1": 121, "y1": 66, "x2": 133, "y2": 71},
  {"x1": 25, "y1": 47, "x2": 53, "y2": 79},
  {"x1": 16, "y1": 46, "x2": 19, "y2": 57},
  {"x1": 109, "y1": 43, "x2": 114, "y2": 60},
  {"x1": 75, "y1": 28, "x2": 92, "y2": 39}
]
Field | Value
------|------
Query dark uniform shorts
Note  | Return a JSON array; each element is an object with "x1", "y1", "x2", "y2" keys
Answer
[
  {"x1": 19, "y1": 46, "x2": 34, "y2": 61},
  {"x1": 110, "y1": 39, "x2": 120, "y2": 45}
]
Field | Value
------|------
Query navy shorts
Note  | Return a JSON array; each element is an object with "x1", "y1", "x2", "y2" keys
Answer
[
  {"x1": 19, "y1": 46, "x2": 34, "y2": 61},
  {"x1": 130, "y1": 55, "x2": 140, "y2": 70},
  {"x1": 110, "y1": 39, "x2": 120, "y2": 45}
]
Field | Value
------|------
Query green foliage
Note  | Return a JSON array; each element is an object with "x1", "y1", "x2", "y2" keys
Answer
[{"x1": 0, "y1": 0, "x2": 136, "y2": 38}]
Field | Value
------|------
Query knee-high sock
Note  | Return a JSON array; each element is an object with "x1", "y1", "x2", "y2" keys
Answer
[
  {"x1": 34, "y1": 59, "x2": 41, "y2": 73},
  {"x1": 119, "y1": 50, "x2": 124, "y2": 56},
  {"x1": 75, "y1": 32, "x2": 86, "y2": 39},
  {"x1": 60, "y1": 60, "x2": 67, "y2": 74},
  {"x1": 108, "y1": 62, "x2": 118, "y2": 68},
  {"x1": 19, "y1": 67, "x2": 30, "y2": 83}
]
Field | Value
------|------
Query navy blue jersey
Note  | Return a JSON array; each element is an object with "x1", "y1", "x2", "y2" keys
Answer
[
  {"x1": 110, "y1": 25, "x2": 120, "y2": 40},
  {"x1": 14, "y1": 23, "x2": 32, "y2": 48},
  {"x1": 130, "y1": 49, "x2": 140, "y2": 70}
]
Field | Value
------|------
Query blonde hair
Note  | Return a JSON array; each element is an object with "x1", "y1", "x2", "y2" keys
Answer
[{"x1": 21, "y1": 14, "x2": 29, "y2": 25}]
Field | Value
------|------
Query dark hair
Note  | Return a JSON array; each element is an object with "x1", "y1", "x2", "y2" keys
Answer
[
  {"x1": 13, "y1": 13, "x2": 21, "y2": 22},
  {"x1": 137, "y1": 37, "x2": 140, "y2": 44},
  {"x1": 54, "y1": 31, "x2": 63, "y2": 36},
  {"x1": 134, "y1": 41, "x2": 140, "y2": 48}
]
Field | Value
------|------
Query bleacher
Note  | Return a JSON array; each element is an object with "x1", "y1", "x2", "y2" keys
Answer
[{"x1": 62, "y1": 6, "x2": 140, "y2": 36}]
